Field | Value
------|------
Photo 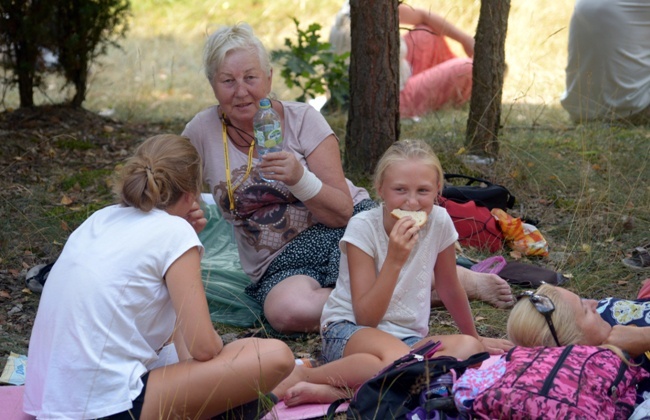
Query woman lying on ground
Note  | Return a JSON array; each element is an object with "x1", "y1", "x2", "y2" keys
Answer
[
  {"x1": 508, "y1": 280, "x2": 650, "y2": 360},
  {"x1": 23, "y1": 134, "x2": 294, "y2": 419}
]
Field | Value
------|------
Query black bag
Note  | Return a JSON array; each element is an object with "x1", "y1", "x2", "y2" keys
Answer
[
  {"x1": 326, "y1": 340, "x2": 489, "y2": 420},
  {"x1": 441, "y1": 173, "x2": 515, "y2": 211}
]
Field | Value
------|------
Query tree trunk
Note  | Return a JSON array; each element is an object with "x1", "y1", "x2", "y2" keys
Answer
[
  {"x1": 465, "y1": 0, "x2": 511, "y2": 157},
  {"x1": 345, "y1": 0, "x2": 400, "y2": 178},
  {"x1": 71, "y1": 63, "x2": 88, "y2": 108},
  {"x1": 15, "y1": 40, "x2": 36, "y2": 108}
]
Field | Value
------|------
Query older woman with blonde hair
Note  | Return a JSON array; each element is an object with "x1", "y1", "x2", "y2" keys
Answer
[{"x1": 183, "y1": 22, "x2": 514, "y2": 335}]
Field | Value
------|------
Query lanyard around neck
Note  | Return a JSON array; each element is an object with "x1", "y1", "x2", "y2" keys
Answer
[{"x1": 222, "y1": 116, "x2": 255, "y2": 211}]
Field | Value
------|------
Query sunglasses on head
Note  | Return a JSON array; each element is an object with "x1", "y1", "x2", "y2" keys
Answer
[{"x1": 517, "y1": 290, "x2": 562, "y2": 347}]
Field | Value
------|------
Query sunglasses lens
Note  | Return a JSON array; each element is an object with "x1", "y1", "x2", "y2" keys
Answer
[
  {"x1": 519, "y1": 291, "x2": 562, "y2": 347},
  {"x1": 530, "y1": 295, "x2": 554, "y2": 314}
]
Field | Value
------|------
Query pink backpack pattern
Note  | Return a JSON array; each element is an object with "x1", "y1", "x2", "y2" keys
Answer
[{"x1": 470, "y1": 345, "x2": 650, "y2": 419}]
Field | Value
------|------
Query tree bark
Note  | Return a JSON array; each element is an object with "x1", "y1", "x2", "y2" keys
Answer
[
  {"x1": 345, "y1": 0, "x2": 400, "y2": 178},
  {"x1": 465, "y1": 0, "x2": 511, "y2": 157}
]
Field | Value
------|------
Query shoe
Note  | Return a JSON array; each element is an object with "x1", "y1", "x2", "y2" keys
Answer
[
  {"x1": 25, "y1": 262, "x2": 55, "y2": 293},
  {"x1": 622, "y1": 246, "x2": 650, "y2": 270}
]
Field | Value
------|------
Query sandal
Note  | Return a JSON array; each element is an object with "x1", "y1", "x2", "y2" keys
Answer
[
  {"x1": 470, "y1": 256, "x2": 507, "y2": 274},
  {"x1": 25, "y1": 262, "x2": 55, "y2": 293},
  {"x1": 622, "y1": 246, "x2": 650, "y2": 270}
]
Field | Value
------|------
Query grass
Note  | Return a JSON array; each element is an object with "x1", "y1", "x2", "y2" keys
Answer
[{"x1": 1, "y1": 0, "x2": 650, "y2": 392}]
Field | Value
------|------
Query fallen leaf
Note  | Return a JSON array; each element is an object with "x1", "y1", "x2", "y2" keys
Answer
[
  {"x1": 60, "y1": 194, "x2": 73, "y2": 205},
  {"x1": 475, "y1": 316, "x2": 486, "y2": 322},
  {"x1": 618, "y1": 281, "x2": 628, "y2": 286},
  {"x1": 60, "y1": 220, "x2": 70, "y2": 231},
  {"x1": 0, "y1": 291, "x2": 10, "y2": 298}
]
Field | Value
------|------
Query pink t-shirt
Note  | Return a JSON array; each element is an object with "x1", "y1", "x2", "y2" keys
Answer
[{"x1": 183, "y1": 101, "x2": 369, "y2": 281}]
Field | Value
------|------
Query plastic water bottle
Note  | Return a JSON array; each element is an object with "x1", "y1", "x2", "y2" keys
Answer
[{"x1": 253, "y1": 98, "x2": 283, "y2": 181}]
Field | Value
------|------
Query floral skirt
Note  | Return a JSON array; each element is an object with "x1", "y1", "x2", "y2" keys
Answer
[{"x1": 245, "y1": 199, "x2": 376, "y2": 305}]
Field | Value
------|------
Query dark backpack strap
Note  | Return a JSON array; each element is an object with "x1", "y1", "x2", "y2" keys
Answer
[
  {"x1": 456, "y1": 352, "x2": 491, "y2": 370},
  {"x1": 444, "y1": 173, "x2": 494, "y2": 187},
  {"x1": 326, "y1": 397, "x2": 351, "y2": 419}
]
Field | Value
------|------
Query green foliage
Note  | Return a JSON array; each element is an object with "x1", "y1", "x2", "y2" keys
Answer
[
  {"x1": 52, "y1": 0, "x2": 131, "y2": 107},
  {"x1": 271, "y1": 18, "x2": 349, "y2": 108},
  {"x1": 0, "y1": 0, "x2": 130, "y2": 108},
  {"x1": 0, "y1": 0, "x2": 52, "y2": 107}
]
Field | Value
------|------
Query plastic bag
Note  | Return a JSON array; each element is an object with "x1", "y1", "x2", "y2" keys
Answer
[
  {"x1": 198, "y1": 203, "x2": 262, "y2": 327},
  {"x1": 491, "y1": 209, "x2": 549, "y2": 257}
]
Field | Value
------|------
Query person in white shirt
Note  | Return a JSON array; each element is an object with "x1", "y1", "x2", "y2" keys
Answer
[
  {"x1": 560, "y1": 0, "x2": 650, "y2": 124},
  {"x1": 271, "y1": 140, "x2": 513, "y2": 406},
  {"x1": 23, "y1": 134, "x2": 294, "y2": 419}
]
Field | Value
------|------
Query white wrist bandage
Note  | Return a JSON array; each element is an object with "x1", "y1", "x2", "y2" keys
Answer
[{"x1": 288, "y1": 167, "x2": 323, "y2": 202}]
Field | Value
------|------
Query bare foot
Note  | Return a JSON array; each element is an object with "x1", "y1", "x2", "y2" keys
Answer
[
  {"x1": 284, "y1": 382, "x2": 350, "y2": 407},
  {"x1": 457, "y1": 268, "x2": 514, "y2": 309},
  {"x1": 272, "y1": 364, "x2": 307, "y2": 400},
  {"x1": 468, "y1": 272, "x2": 514, "y2": 308}
]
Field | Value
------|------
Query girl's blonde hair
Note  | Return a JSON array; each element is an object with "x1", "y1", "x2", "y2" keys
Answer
[
  {"x1": 373, "y1": 139, "x2": 444, "y2": 194},
  {"x1": 508, "y1": 284, "x2": 633, "y2": 364},
  {"x1": 203, "y1": 22, "x2": 271, "y2": 83},
  {"x1": 113, "y1": 134, "x2": 202, "y2": 212},
  {"x1": 507, "y1": 284, "x2": 584, "y2": 347}
]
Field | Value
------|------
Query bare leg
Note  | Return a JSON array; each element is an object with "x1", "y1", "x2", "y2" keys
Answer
[
  {"x1": 140, "y1": 337, "x2": 294, "y2": 419},
  {"x1": 273, "y1": 328, "x2": 410, "y2": 404},
  {"x1": 432, "y1": 266, "x2": 514, "y2": 309},
  {"x1": 264, "y1": 275, "x2": 332, "y2": 333},
  {"x1": 276, "y1": 330, "x2": 483, "y2": 407}
]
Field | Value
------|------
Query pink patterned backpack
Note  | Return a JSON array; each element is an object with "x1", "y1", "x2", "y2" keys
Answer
[{"x1": 470, "y1": 345, "x2": 650, "y2": 419}]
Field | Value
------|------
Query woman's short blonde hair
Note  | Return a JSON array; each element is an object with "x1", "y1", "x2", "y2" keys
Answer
[
  {"x1": 203, "y1": 22, "x2": 271, "y2": 84},
  {"x1": 373, "y1": 139, "x2": 444, "y2": 195},
  {"x1": 507, "y1": 284, "x2": 584, "y2": 347},
  {"x1": 113, "y1": 134, "x2": 202, "y2": 212}
]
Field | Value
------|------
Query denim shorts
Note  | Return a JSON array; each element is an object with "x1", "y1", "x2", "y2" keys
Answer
[{"x1": 321, "y1": 320, "x2": 422, "y2": 363}]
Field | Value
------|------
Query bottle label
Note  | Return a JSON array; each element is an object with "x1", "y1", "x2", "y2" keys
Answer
[
  {"x1": 265, "y1": 128, "x2": 282, "y2": 148},
  {"x1": 255, "y1": 122, "x2": 282, "y2": 148}
]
